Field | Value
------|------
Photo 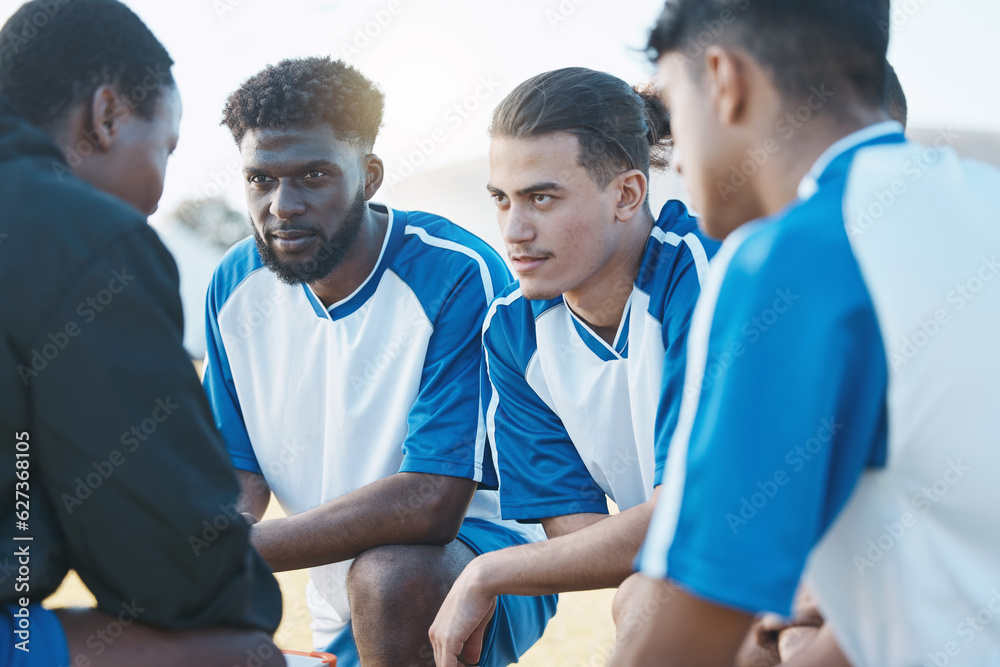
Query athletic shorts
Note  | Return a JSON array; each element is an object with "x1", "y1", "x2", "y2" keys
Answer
[
  {"x1": 1, "y1": 604, "x2": 69, "y2": 667},
  {"x1": 323, "y1": 517, "x2": 558, "y2": 667}
]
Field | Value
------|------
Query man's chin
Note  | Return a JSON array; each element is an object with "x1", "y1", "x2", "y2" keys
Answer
[
  {"x1": 262, "y1": 253, "x2": 328, "y2": 286},
  {"x1": 517, "y1": 280, "x2": 563, "y2": 302}
]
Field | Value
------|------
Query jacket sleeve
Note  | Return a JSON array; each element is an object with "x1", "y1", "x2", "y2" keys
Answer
[{"x1": 27, "y1": 224, "x2": 282, "y2": 631}]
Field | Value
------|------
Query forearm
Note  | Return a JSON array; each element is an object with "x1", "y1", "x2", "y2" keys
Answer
[
  {"x1": 251, "y1": 472, "x2": 474, "y2": 571},
  {"x1": 470, "y1": 499, "x2": 655, "y2": 597},
  {"x1": 235, "y1": 470, "x2": 270, "y2": 519}
]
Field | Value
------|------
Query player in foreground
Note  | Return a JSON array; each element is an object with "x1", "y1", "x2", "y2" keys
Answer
[
  {"x1": 739, "y1": 58, "x2": 909, "y2": 667},
  {"x1": 612, "y1": 1, "x2": 1000, "y2": 665},
  {"x1": 204, "y1": 57, "x2": 556, "y2": 667},
  {"x1": 0, "y1": 1, "x2": 284, "y2": 665},
  {"x1": 429, "y1": 67, "x2": 718, "y2": 667}
]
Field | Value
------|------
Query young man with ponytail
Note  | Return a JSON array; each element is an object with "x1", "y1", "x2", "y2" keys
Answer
[{"x1": 429, "y1": 67, "x2": 719, "y2": 667}]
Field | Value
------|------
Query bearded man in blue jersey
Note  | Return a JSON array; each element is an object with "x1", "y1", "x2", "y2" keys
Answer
[
  {"x1": 614, "y1": 1, "x2": 1000, "y2": 666},
  {"x1": 203, "y1": 57, "x2": 555, "y2": 667}
]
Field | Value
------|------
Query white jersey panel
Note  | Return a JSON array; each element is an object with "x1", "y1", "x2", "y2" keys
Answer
[{"x1": 809, "y1": 144, "x2": 1000, "y2": 667}]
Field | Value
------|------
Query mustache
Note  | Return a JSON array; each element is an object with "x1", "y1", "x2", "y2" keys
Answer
[
  {"x1": 507, "y1": 247, "x2": 553, "y2": 259},
  {"x1": 262, "y1": 225, "x2": 321, "y2": 238}
]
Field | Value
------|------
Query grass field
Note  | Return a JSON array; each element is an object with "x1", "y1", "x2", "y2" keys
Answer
[{"x1": 43, "y1": 496, "x2": 619, "y2": 665}]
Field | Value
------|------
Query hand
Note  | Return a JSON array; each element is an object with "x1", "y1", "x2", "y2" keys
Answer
[
  {"x1": 745, "y1": 585, "x2": 824, "y2": 665},
  {"x1": 429, "y1": 558, "x2": 498, "y2": 667}
]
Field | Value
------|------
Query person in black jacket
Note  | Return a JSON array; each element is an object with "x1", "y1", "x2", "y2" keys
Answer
[{"x1": 0, "y1": 1, "x2": 284, "y2": 665}]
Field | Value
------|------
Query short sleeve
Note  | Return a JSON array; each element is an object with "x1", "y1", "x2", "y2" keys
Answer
[
  {"x1": 398, "y1": 260, "x2": 509, "y2": 485},
  {"x1": 203, "y1": 265, "x2": 261, "y2": 475},
  {"x1": 639, "y1": 222, "x2": 887, "y2": 616},
  {"x1": 482, "y1": 311, "x2": 609, "y2": 521},
  {"x1": 653, "y1": 241, "x2": 708, "y2": 486}
]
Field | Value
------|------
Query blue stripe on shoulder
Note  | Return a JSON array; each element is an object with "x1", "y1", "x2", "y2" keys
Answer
[
  {"x1": 482, "y1": 285, "x2": 561, "y2": 376},
  {"x1": 209, "y1": 237, "x2": 265, "y2": 312},
  {"x1": 639, "y1": 200, "x2": 720, "y2": 325},
  {"x1": 393, "y1": 211, "x2": 513, "y2": 324}
]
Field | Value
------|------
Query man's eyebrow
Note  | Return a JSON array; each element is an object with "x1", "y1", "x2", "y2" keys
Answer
[
  {"x1": 243, "y1": 159, "x2": 340, "y2": 175},
  {"x1": 486, "y1": 182, "x2": 565, "y2": 197}
]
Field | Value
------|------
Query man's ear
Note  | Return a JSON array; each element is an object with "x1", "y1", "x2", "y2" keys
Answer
[
  {"x1": 614, "y1": 169, "x2": 648, "y2": 223},
  {"x1": 704, "y1": 45, "x2": 749, "y2": 127},
  {"x1": 362, "y1": 153, "x2": 384, "y2": 199},
  {"x1": 86, "y1": 85, "x2": 126, "y2": 152}
]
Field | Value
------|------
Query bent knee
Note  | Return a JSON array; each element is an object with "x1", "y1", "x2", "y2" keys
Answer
[
  {"x1": 348, "y1": 543, "x2": 470, "y2": 618},
  {"x1": 612, "y1": 572, "x2": 648, "y2": 628}
]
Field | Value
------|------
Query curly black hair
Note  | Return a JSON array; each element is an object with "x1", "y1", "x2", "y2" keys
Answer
[
  {"x1": 222, "y1": 57, "x2": 385, "y2": 151},
  {"x1": 0, "y1": 0, "x2": 175, "y2": 129}
]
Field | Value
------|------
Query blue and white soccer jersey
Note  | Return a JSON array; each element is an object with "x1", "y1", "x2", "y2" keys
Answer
[
  {"x1": 202, "y1": 204, "x2": 552, "y2": 656},
  {"x1": 640, "y1": 122, "x2": 1000, "y2": 666},
  {"x1": 483, "y1": 201, "x2": 717, "y2": 520}
]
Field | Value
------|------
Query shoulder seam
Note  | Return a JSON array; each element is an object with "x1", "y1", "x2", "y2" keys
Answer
[
  {"x1": 483, "y1": 287, "x2": 524, "y2": 335},
  {"x1": 404, "y1": 224, "x2": 498, "y2": 303},
  {"x1": 650, "y1": 227, "x2": 711, "y2": 287}
]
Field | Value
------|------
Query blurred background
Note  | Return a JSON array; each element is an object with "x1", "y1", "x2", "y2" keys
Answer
[
  {"x1": 6, "y1": 0, "x2": 1000, "y2": 662},
  {"x1": 1, "y1": 0, "x2": 993, "y2": 357}
]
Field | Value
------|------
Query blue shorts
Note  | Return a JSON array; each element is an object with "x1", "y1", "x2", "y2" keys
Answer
[
  {"x1": 323, "y1": 517, "x2": 558, "y2": 667},
  {"x1": 1, "y1": 604, "x2": 70, "y2": 667}
]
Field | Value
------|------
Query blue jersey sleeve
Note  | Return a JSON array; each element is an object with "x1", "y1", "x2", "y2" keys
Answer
[
  {"x1": 483, "y1": 304, "x2": 609, "y2": 521},
  {"x1": 398, "y1": 256, "x2": 511, "y2": 485},
  {"x1": 640, "y1": 215, "x2": 887, "y2": 616},
  {"x1": 202, "y1": 260, "x2": 261, "y2": 475},
  {"x1": 652, "y1": 241, "x2": 711, "y2": 487}
]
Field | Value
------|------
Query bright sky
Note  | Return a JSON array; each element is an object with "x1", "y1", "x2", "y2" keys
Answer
[{"x1": 3, "y1": 0, "x2": 998, "y2": 221}]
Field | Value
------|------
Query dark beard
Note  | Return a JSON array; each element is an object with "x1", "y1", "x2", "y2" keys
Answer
[{"x1": 252, "y1": 189, "x2": 368, "y2": 286}]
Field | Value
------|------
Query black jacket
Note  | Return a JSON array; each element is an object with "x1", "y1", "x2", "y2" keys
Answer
[{"x1": 0, "y1": 95, "x2": 281, "y2": 632}]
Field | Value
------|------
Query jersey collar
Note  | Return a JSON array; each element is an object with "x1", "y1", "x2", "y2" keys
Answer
[
  {"x1": 303, "y1": 203, "x2": 406, "y2": 321},
  {"x1": 797, "y1": 121, "x2": 905, "y2": 200}
]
